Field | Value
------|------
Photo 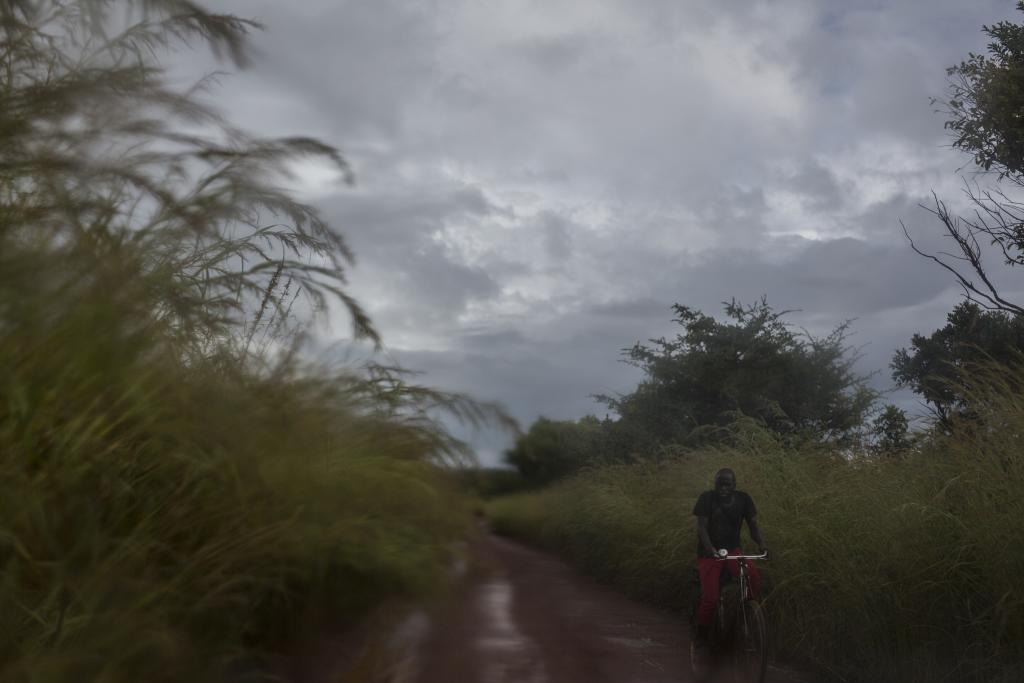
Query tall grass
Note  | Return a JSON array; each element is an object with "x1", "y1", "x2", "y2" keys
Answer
[
  {"x1": 489, "y1": 388, "x2": 1024, "y2": 682},
  {"x1": 0, "y1": 2, "x2": 502, "y2": 680},
  {"x1": 0, "y1": 267, "x2": 475, "y2": 679}
]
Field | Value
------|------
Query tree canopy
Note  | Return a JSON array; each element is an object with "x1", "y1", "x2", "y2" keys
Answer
[
  {"x1": 945, "y1": 1, "x2": 1024, "y2": 179},
  {"x1": 907, "y1": 2, "x2": 1024, "y2": 316},
  {"x1": 504, "y1": 415, "x2": 605, "y2": 486},
  {"x1": 600, "y1": 299, "x2": 876, "y2": 449},
  {"x1": 892, "y1": 301, "x2": 1024, "y2": 424},
  {"x1": 870, "y1": 404, "x2": 912, "y2": 456}
]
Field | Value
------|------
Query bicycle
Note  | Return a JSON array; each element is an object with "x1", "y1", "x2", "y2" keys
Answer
[{"x1": 690, "y1": 549, "x2": 769, "y2": 683}]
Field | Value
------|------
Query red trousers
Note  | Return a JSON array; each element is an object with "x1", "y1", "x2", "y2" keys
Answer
[{"x1": 696, "y1": 547, "x2": 761, "y2": 626}]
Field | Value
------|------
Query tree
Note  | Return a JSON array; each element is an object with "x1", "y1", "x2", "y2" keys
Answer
[
  {"x1": 906, "y1": 2, "x2": 1024, "y2": 316},
  {"x1": 504, "y1": 415, "x2": 605, "y2": 485},
  {"x1": 892, "y1": 301, "x2": 1024, "y2": 424},
  {"x1": 599, "y1": 299, "x2": 877, "y2": 449},
  {"x1": 870, "y1": 404, "x2": 911, "y2": 456},
  {"x1": 945, "y1": 3, "x2": 1024, "y2": 178}
]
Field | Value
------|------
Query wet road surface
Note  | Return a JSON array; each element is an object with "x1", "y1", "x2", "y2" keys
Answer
[
  {"x1": 412, "y1": 533, "x2": 776, "y2": 683},
  {"x1": 288, "y1": 532, "x2": 807, "y2": 682}
]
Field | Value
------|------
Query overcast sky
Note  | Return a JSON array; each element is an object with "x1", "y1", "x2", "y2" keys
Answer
[{"x1": 182, "y1": 0, "x2": 1023, "y2": 464}]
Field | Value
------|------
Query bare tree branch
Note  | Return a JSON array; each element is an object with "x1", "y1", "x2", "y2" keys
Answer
[{"x1": 904, "y1": 189, "x2": 1024, "y2": 317}]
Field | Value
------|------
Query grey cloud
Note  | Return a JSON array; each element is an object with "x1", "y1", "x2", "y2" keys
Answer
[
  {"x1": 189, "y1": 0, "x2": 1017, "y2": 464},
  {"x1": 685, "y1": 186, "x2": 770, "y2": 244},
  {"x1": 657, "y1": 236, "x2": 951, "y2": 317},
  {"x1": 433, "y1": 72, "x2": 488, "y2": 110},
  {"x1": 852, "y1": 193, "x2": 934, "y2": 242},
  {"x1": 514, "y1": 32, "x2": 595, "y2": 72},
  {"x1": 206, "y1": 0, "x2": 1015, "y2": 193},
  {"x1": 784, "y1": 0, "x2": 1019, "y2": 147},
  {"x1": 317, "y1": 183, "x2": 508, "y2": 333},
  {"x1": 786, "y1": 162, "x2": 844, "y2": 211},
  {"x1": 569, "y1": 232, "x2": 955, "y2": 359},
  {"x1": 394, "y1": 242, "x2": 498, "y2": 307},
  {"x1": 586, "y1": 298, "x2": 668, "y2": 319},
  {"x1": 614, "y1": 0, "x2": 721, "y2": 44},
  {"x1": 382, "y1": 241, "x2": 962, "y2": 465},
  {"x1": 207, "y1": 0, "x2": 442, "y2": 140},
  {"x1": 457, "y1": 327, "x2": 528, "y2": 350},
  {"x1": 351, "y1": 231, "x2": 963, "y2": 465},
  {"x1": 324, "y1": 184, "x2": 497, "y2": 243},
  {"x1": 539, "y1": 212, "x2": 573, "y2": 261},
  {"x1": 394, "y1": 341, "x2": 642, "y2": 428}
]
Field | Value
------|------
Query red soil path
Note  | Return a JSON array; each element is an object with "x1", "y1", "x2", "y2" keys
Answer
[{"x1": 408, "y1": 533, "x2": 803, "y2": 683}]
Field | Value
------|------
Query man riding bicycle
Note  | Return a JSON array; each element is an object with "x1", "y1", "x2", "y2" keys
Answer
[{"x1": 692, "y1": 468, "x2": 768, "y2": 650}]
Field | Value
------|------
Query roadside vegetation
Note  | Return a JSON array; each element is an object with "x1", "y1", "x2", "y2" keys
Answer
[
  {"x1": 0, "y1": 2, "x2": 503, "y2": 680},
  {"x1": 489, "y1": 306, "x2": 1024, "y2": 680},
  {"x1": 490, "y1": 6, "x2": 1024, "y2": 681},
  {"x1": 490, "y1": 373, "x2": 1024, "y2": 681}
]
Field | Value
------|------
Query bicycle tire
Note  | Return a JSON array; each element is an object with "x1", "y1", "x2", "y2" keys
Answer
[{"x1": 732, "y1": 599, "x2": 767, "y2": 683}]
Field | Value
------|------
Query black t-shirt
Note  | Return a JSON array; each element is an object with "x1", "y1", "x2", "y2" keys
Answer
[{"x1": 692, "y1": 490, "x2": 757, "y2": 558}]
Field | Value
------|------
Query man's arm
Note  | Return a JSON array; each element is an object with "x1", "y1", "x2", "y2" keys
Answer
[
  {"x1": 696, "y1": 515, "x2": 717, "y2": 556},
  {"x1": 747, "y1": 513, "x2": 768, "y2": 553}
]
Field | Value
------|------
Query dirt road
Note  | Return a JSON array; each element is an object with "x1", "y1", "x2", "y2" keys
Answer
[
  {"x1": 285, "y1": 532, "x2": 805, "y2": 682},
  {"x1": 408, "y1": 533, "x2": 799, "y2": 683}
]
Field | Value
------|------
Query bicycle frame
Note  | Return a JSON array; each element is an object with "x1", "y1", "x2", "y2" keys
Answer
[
  {"x1": 691, "y1": 551, "x2": 769, "y2": 683},
  {"x1": 714, "y1": 552, "x2": 765, "y2": 628},
  {"x1": 715, "y1": 551, "x2": 768, "y2": 681},
  {"x1": 716, "y1": 551, "x2": 766, "y2": 597}
]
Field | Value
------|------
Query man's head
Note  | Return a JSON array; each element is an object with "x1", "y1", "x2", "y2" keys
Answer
[{"x1": 714, "y1": 468, "x2": 736, "y2": 499}]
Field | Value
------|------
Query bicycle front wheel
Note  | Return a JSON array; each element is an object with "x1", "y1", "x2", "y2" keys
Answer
[{"x1": 732, "y1": 599, "x2": 767, "y2": 683}]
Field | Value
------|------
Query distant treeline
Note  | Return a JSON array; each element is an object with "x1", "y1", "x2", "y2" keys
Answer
[{"x1": 501, "y1": 297, "x2": 1024, "y2": 488}]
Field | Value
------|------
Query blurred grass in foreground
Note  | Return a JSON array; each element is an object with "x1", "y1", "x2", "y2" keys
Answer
[
  {"x1": 0, "y1": 2, "x2": 500, "y2": 680},
  {"x1": 488, "y1": 370, "x2": 1024, "y2": 682},
  {"x1": 0, "y1": 209, "x2": 487, "y2": 682}
]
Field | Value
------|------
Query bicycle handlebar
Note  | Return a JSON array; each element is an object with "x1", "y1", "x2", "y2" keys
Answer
[{"x1": 715, "y1": 550, "x2": 768, "y2": 561}]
